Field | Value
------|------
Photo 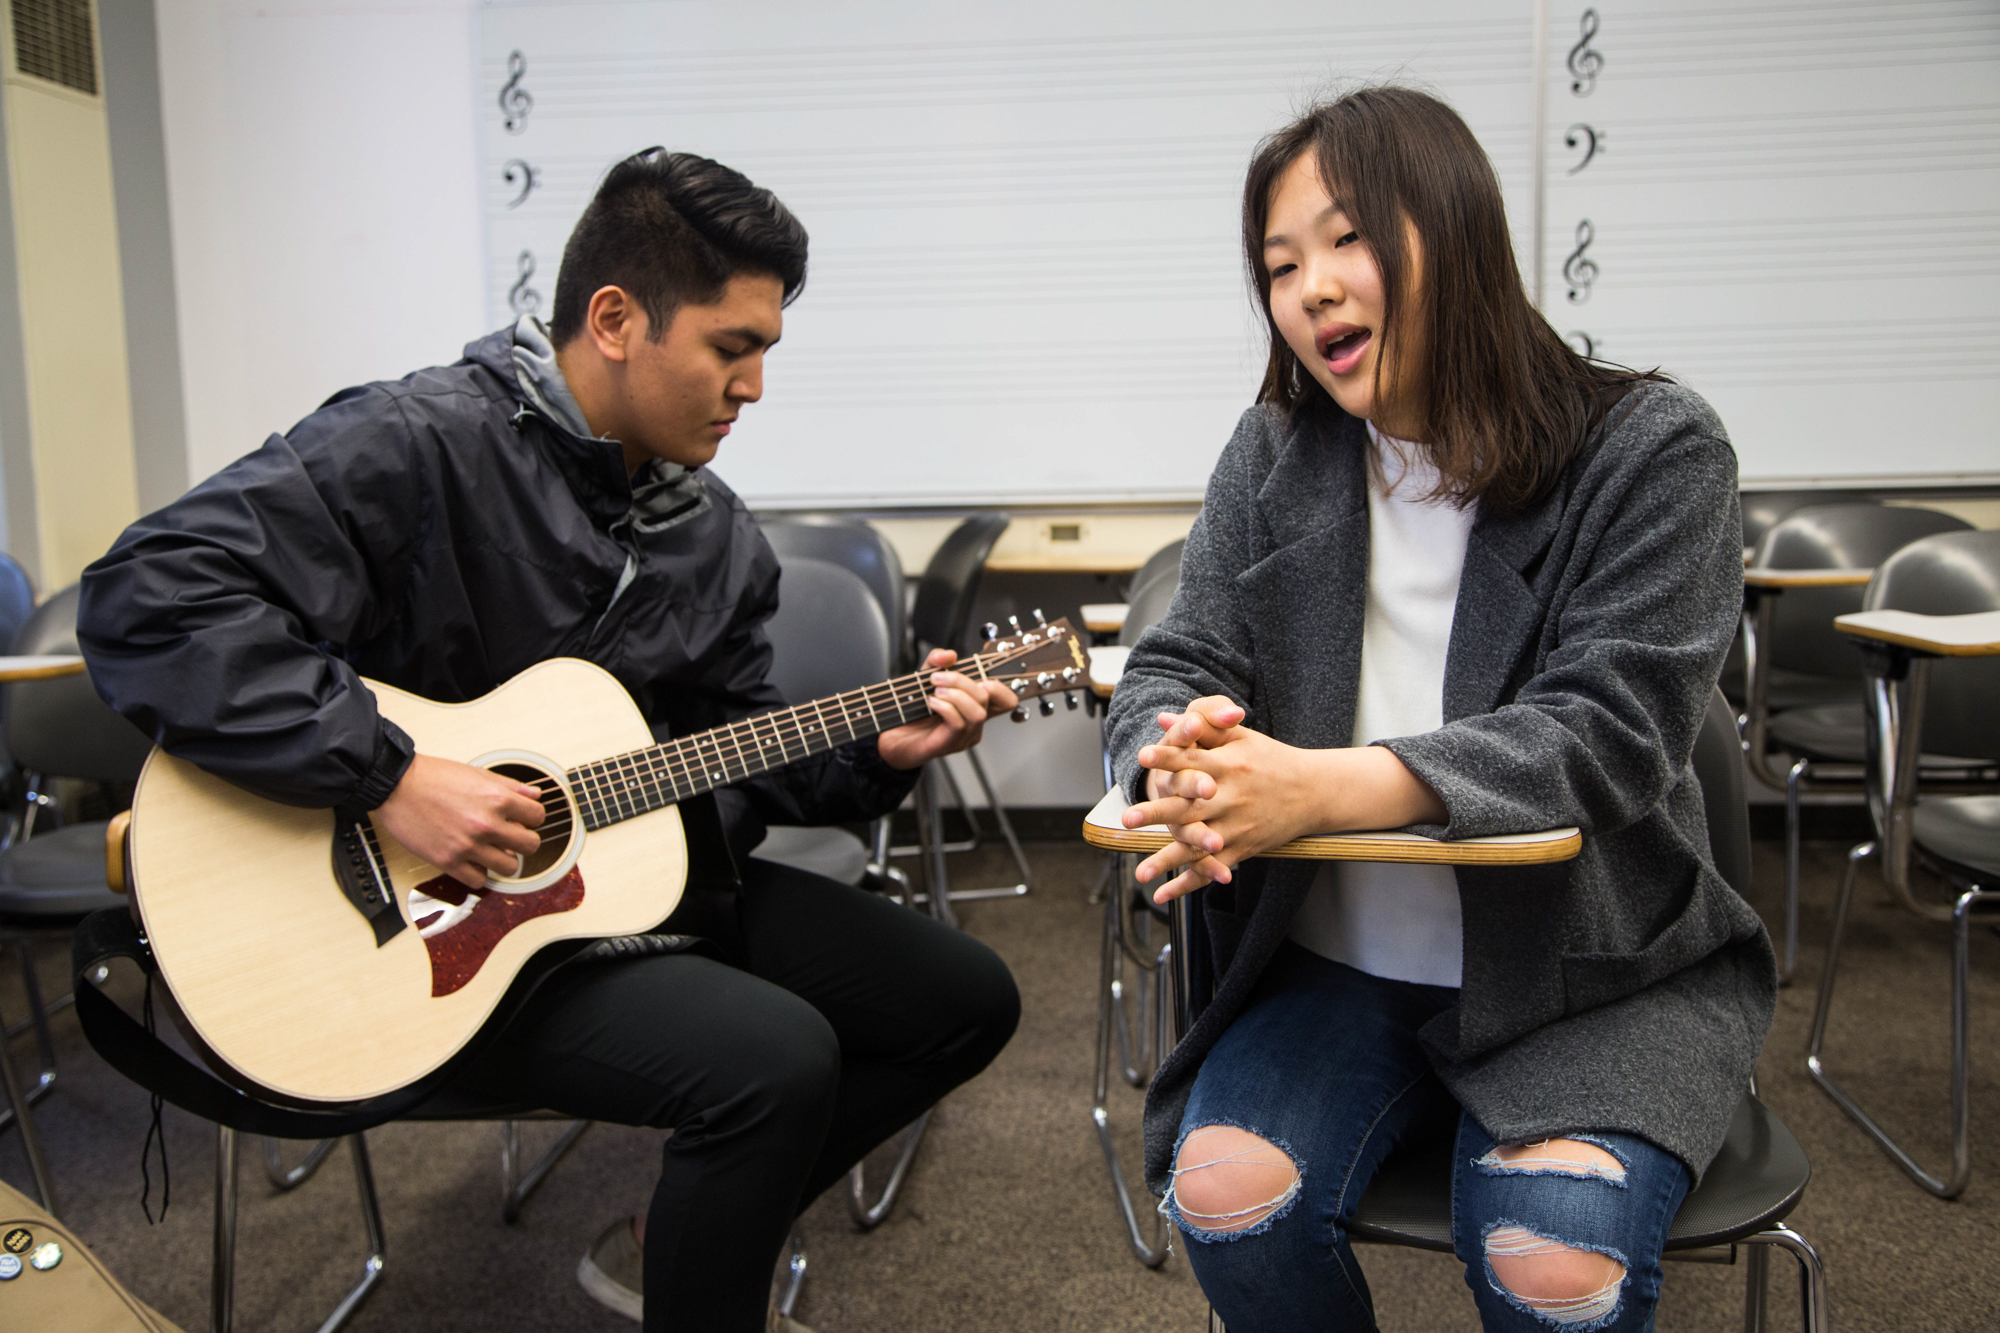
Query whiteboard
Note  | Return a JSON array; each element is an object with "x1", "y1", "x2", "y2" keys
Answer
[
  {"x1": 474, "y1": 0, "x2": 1537, "y2": 506},
  {"x1": 1539, "y1": 0, "x2": 2000, "y2": 487},
  {"x1": 474, "y1": 0, "x2": 2000, "y2": 504}
]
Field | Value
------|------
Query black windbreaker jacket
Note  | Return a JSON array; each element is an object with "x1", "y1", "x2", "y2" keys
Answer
[{"x1": 77, "y1": 327, "x2": 916, "y2": 850}]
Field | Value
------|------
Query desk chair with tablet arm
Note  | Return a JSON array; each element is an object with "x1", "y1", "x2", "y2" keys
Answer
[
  {"x1": 1806, "y1": 529, "x2": 2000, "y2": 1200},
  {"x1": 1740, "y1": 503, "x2": 1984, "y2": 983},
  {"x1": 1091, "y1": 689, "x2": 1827, "y2": 1332}
]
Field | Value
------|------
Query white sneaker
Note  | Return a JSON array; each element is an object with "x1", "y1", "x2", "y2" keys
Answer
[{"x1": 577, "y1": 1217, "x2": 644, "y2": 1322}]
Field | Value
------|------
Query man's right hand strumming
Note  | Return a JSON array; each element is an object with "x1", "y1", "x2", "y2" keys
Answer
[{"x1": 374, "y1": 753, "x2": 546, "y2": 889}]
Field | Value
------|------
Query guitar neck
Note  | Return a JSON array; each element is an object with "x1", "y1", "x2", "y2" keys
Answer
[{"x1": 564, "y1": 666, "x2": 950, "y2": 831}]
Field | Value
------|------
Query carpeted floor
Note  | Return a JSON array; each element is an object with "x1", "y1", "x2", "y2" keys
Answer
[{"x1": 3, "y1": 835, "x2": 1996, "y2": 1331}]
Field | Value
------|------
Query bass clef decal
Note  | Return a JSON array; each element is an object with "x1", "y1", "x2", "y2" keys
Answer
[
  {"x1": 1565, "y1": 123, "x2": 1601, "y2": 175},
  {"x1": 499, "y1": 50, "x2": 533, "y2": 134},
  {"x1": 503, "y1": 159, "x2": 539, "y2": 209},
  {"x1": 1568, "y1": 9, "x2": 1603, "y2": 96},
  {"x1": 1563, "y1": 221, "x2": 1598, "y2": 305},
  {"x1": 509, "y1": 251, "x2": 542, "y2": 316}
]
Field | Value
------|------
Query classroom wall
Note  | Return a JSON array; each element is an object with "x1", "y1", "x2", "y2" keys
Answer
[{"x1": 155, "y1": 0, "x2": 485, "y2": 483}]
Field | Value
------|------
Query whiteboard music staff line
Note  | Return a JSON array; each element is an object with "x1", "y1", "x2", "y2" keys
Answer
[
  {"x1": 1541, "y1": 104, "x2": 2000, "y2": 185},
  {"x1": 1578, "y1": 0, "x2": 1997, "y2": 81}
]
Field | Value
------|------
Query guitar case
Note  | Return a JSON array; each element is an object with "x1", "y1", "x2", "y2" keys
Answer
[{"x1": 0, "y1": 1177, "x2": 187, "y2": 1332}]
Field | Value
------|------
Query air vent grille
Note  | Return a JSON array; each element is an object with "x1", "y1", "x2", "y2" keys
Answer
[{"x1": 11, "y1": 0, "x2": 96, "y2": 96}]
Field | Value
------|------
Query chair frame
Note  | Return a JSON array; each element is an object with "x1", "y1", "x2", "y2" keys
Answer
[
  {"x1": 1805, "y1": 644, "x2": 2000, "y2": 1199},
  {"x1": 1741, "y1": 587, "x2": 1998, "y2": 983},
  {"x1": 1090, "y1": 853, "x2": 1172, "y2": 1268}
]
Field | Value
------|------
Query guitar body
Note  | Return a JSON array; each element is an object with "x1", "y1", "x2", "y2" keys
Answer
[{"x1": 128, "y1": 658, "x2": 686, "y2": 1106}]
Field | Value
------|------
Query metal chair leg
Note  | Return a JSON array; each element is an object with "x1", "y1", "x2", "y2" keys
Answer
[
  {"x1": 263, "y1": 1136, "x2": 337, "y2": 1191},
  {"x1": 500, "y1": 1119, "x2": 591, "y2": 1223},
  {"x1": 1740, "y1": 1225, "x2": 1828, "y2": 1333},
  {"x1": 216, "y1": 1129, "x2": 386, "y2": 1333},
  {"x1": 774, "y1": 1231, "x2": 807, "y2": 1319},
  {"x1": 847, "y1": 1108, "x2": 932, "y2": 1230},
  {"x1": 0, "y1": 991, "x2": 55, "y2": 1215},
  {"x1": 1092, "y1": 877, "x2": 1171, "y2": 1268},
  {"x1": 1780, "y1": 759, "x2": 1808, "y2": 985},
  {"x1": 1741, "y1": 1240, "x2": 1770, "y2": 1332},
  {"x1": 1808, "y1": 838, "x2": 1994, "y2": 1197},
  {"x1": 960, "y1": 749, "x2": 1032, "y2": 898},
  {"x1": 0, "y1": 942, "x2": 56, "y2": 1135},
  {"x1": 213, "y1": 1125, "x2": 239, "y2": 1333},
  {"x1": 314, "y1": 1135, "x2": 387, "y2": 1333},
  {"x1": 912, "y1": 765, "x2": 958, "y2": 929}
]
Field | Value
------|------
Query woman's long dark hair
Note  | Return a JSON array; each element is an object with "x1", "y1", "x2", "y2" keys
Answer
[{"x1": 1244, "y1": 87, "x2": 1660, "y2": 513}]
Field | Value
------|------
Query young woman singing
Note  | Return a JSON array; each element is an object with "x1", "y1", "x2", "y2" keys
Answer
[{"x1": 1106, "y1": 87, "x2": 1774, "y2": 1332}]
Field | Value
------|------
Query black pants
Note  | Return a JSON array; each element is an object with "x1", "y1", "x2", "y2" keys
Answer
[{"x1": 446, "y1": 856, "x2": 1020, "y2": 1332}]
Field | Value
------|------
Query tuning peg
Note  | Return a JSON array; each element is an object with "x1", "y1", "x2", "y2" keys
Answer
[
  {"x1": 1033, "y1": 608, "x2": 1048, "y2": 627},
  {"x1": 983, "y1": 621, "x2": 999, "y2": 641},
  {"x1": 1065, "y1": 691, "x2": 1079, "y2": 710},
  {"x1": 1010, "y1": 705, "x2": 1028, "y2": 723},
  {"x1": 1007, "y1": 615, "x2": 1023, "y2": 634},
  {"x1": 1039, "y1": 696, "x2": 1055, "y2": 717}
]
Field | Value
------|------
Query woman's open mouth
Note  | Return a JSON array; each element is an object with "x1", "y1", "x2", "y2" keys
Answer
[{"x1": 1319, "y1": 326, "x2": 1372, "y2": 377}]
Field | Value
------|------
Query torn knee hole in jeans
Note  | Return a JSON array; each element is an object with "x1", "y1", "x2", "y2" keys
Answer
[
  {"x1": 1163, "y1": 1123, "x2": 1302, "y2": 1241},
  {"x1": 1484, "y1": 1224, "x2": 1628, "y2": 1328},
  {"x1": 1474, "y1": 1136, "x2": 1628, "y2": 1186}
]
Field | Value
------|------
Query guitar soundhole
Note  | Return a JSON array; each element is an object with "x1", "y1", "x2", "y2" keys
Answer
[{"x1": 471, "y1": 756, "x2": 584, "y2": 892}]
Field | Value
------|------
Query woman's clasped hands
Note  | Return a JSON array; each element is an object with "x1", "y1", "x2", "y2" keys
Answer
[{"x1": 1122, "y1": 695, "x2": 1449, "y2": 904}]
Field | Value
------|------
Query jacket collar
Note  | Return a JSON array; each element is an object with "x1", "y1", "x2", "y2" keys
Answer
[{"x1": 462, "y1": 326, "x2": 634, "y2": 528}]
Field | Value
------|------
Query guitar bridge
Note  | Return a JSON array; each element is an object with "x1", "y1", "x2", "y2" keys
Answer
[{"x1": 332, "y1": 809, "x2": 406, "y2": 948}]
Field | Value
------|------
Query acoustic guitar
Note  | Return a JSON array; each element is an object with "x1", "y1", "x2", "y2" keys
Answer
[{"x1": 125, "y1": 617, "x2": 1087, "y2": 1107}]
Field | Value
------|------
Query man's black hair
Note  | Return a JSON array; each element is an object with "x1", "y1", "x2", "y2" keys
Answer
[{"x1": 549, "y1": 149, "x2": 808, "y2": 344}]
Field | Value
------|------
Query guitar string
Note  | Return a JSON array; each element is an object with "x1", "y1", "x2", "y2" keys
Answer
[
  {"x1": 538, "y1": 634, "x2": 1073, "y2": 829},
  {"x1": 545, "y1": 636, "x2": 1051, "y2": 809}
]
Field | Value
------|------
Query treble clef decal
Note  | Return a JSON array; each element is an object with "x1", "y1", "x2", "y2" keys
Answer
[
  {"x1": 1563, "y1": 221, "x2": 1598, "y2": 305},
  {"x1": 1568, "y1": 9, "x2": 1603, "y2": 96},
  {"x1": 509, "y1": 250, "x2": 542, "y2": 316},
  {"x1": 499, "y1": 50, "x2": 533, "y2": 134},
  {"x1": 1565, "y1": 123, "x2": 1601, "y2": 175},
  {"x1": 503, "y1": 159, "x2": 539, "y2": 209},
  {"x1": 1566, "y1": 331, "x2": 1599, "y2": 359}
]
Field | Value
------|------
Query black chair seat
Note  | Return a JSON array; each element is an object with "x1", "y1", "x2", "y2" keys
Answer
[
  {"x1": 1764, "y1": 669, "x2": 1861, "y2": 715},
  {"x1": 1766, "y1": 704, "x2": 1866, "y2": 764},
  {"x1": 1914, "y1": 796, "x2": 2000, "y2": 880},
  {"x1": 0, "y1": 821, "x2": 124, "y2": 918},
  {"x1": 1767, "y1": 705, "x2": 1991, "y2": 772},
  {"x1": 1349, "y1": 1093, "x2": 1808, "y2": 1255}
]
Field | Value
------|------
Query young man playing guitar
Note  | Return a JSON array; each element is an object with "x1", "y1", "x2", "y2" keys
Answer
[{"x1": 78, "y1": 150, "x2": 1022, "y2": 1331}]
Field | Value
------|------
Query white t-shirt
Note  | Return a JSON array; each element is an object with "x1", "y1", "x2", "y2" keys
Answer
[{"x1": 1288, "y1": 424, "x2": 1474, "y2": 988}]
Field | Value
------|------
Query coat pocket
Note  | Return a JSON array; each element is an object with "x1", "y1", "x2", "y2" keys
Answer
[{"x1": 1560, "y1": 867, "x2": 1735, "y2": 1017}]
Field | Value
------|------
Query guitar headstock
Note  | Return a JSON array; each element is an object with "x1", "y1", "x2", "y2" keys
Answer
[{"x1": 970, "y1": 613, "x2": 1088, "y2": 719}]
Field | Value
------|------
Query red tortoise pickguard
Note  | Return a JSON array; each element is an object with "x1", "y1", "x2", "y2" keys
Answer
[{"x1": 414, "y1": 868, "x2": 585, "y2": 997}]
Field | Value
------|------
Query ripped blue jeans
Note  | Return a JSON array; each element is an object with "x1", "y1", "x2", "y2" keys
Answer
[{"x1": 1170, "y1": 942, "x2": 1689, "y2": 1333}]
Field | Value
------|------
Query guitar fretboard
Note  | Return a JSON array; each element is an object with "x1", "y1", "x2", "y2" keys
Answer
[{"x1": 563, "y1": 650, "x2": 1026, "y2": 832}]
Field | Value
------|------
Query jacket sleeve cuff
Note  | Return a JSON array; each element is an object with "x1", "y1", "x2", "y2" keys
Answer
[
  {"x1": 356, "y1": 718, "x2": 417, "y2": 811},
  {"x1": 848, "y1": 736, "x2": 923, "y2": 812}
]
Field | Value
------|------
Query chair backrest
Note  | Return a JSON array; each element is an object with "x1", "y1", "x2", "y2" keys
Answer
[
  {"x1": 1691, "y1": 686, "x2": 1752, "y2": 898},
  {"x1": 1125, "y1": 538, "x2": 1184, "y2": 603},
  {"x1": 763, "y1": 557, "x2": 894, "y2": 705},
  {"x1": 4, "y1": 584, "x2": 154, "y2": 783},
  {"x1": 1864, "y1": 529, "x2": 2000, "y2": 763},
  {"x1": 0, "y1": 552, "x2": 34, "y2": 652},
  {"x1": 1755, "y1": 503, "x2": 1971, "y2": 678},
  {"x1": 1119, "y1": 567, "x2": 1180, "y2": 648},
  {"x1": 909, "y1": 512, "x2": 1010, "y2": 658},
  {"x1": 1739, "y1": 490, "x2": 1875, "y2": 553},
  {"x1": 760, "y1": 516, "x2": 908, "y2": 670}
]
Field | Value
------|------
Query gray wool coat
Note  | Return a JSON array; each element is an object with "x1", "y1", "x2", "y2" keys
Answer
[{"x1": 1108, "y1": 383, "x2": 1776, "y2": 1194}]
